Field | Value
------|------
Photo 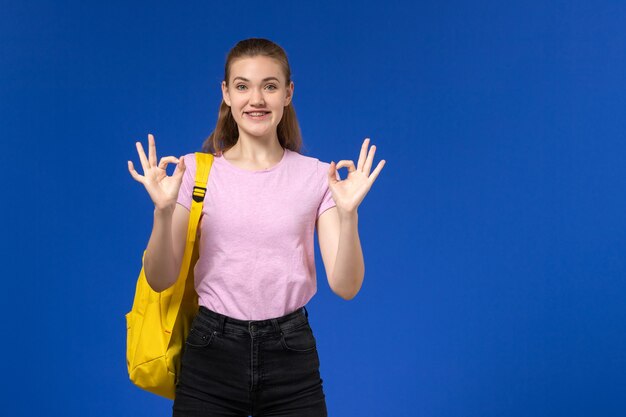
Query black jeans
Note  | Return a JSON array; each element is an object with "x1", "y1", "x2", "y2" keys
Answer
[{"x1": 172, "y1": 305, "x2": 328, "y2": 417}]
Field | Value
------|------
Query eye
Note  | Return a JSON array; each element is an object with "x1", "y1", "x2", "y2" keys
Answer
[
  {"x1": 236, "y1": 84, "x2": 247, "y2": 90},
  {"x1": 265, "y1": 84, "x2": 278, "y2": 90}
]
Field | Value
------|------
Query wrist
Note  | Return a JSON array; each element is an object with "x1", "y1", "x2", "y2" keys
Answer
[
  {"x1": 338, "y1": 209, "x2": 358, "y2": 223},
  {"x1": 154, "y1": 205, "x2": 175, "y2": 217}
]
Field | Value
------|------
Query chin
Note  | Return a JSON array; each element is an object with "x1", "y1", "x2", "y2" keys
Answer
[{"x1": 243, "y1": 125, "x2": 276, "y2": 138}]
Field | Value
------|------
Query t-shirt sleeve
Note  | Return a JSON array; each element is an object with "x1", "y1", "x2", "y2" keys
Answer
[
  {"x1": 316, "y1": 160, "x2": 339, "y2": 219},
  {"x1": 176, "y1": 153, "x2": 197, "y2": 211}
]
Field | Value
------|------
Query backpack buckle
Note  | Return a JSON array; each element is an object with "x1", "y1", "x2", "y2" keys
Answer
[{"x1": 192, "y1": 186, "x2": 206, "y2": 203}]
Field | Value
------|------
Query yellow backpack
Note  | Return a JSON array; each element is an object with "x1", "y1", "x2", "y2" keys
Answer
[{"x1": 125, "y1": 152, "x2": 213, "y2": 400}]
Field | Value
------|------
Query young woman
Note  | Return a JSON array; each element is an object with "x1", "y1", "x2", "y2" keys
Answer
[{"x1": 128, "y1": 38, "x2": 385, "y2": 417}]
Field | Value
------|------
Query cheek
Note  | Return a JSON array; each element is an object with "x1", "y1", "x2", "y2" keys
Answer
[
  {"x1": 274, "y1": 107, "x2": 286, "y2": 121},
  {"x1": 229, "y1": 100, "x2": 244, "y2": 118}
]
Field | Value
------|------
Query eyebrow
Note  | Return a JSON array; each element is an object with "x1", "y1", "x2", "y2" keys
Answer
[{"x1": 233, "y1": 76, "x2": 281, "y2": 83}]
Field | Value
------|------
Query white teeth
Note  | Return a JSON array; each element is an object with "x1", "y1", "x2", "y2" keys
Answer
[{"x1": 247, "y1": 112, "x2": 268, "y2": 116}]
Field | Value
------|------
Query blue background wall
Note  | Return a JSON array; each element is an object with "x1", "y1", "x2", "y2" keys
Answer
[{"x1": 2, "y1": 1, "x2": 626, "y2": 415}]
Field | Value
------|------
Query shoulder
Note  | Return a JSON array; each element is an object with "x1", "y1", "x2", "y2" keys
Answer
[
  {"x1": 181, "y1": 152, "x2": 197, "y2": 165},
  {"x1": 288, "y1": 149, "x2": 329, "y2": 175},
  {"x1": 181, "y1": 152, "x2": 219, "y2": 169}
]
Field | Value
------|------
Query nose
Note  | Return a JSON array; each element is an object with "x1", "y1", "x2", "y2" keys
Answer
[{"x1": 250, "y1": 87, "x2": 265, "y2": 106}]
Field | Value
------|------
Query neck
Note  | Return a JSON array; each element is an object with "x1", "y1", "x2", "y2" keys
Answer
[{"x1": 226, "y1": 131, "x2": 284, "y2": 162}]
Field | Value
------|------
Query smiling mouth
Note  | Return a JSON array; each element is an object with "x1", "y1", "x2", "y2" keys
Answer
[{"x1": 244, "y1": 111, "x2": 271, "y2": 120}]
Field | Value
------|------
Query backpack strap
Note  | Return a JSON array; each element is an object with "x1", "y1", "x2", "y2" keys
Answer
[
  {"x1": 165, "y1": 152, "x2": 214, "y2": 330},
  {"x1": 186, "y1": 152, "x2": 213, "y2": 244}
]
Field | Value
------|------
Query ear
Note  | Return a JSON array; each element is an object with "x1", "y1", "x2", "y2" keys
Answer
[
  {"x1": 221, "y1": 81, "x2": 231, "y2": 107},
  {"x1": 284, "y1": 80, "x2": 294, "y2": 106}
]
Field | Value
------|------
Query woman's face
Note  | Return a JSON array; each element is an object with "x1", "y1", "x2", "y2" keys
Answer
[{"x1": 222, "y1": 55, "x2": 294, "y2": 141}]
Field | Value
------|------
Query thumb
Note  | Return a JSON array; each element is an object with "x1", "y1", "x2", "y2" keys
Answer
[
  {"x1": 173, "y1": 155, "x2": 186, "y2": 177},
  {"x1": 328, "y1": 161, "x2": 340, "y2": 184}
]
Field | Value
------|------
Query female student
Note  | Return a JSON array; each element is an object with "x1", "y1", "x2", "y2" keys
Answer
[{"x1": 128, "y1": 38, "x2": 385, "y2": 417}]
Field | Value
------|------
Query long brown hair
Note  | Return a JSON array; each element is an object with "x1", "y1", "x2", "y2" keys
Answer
[{"x1": 201, "y1": 38, "x2": 306, "y2": 155}]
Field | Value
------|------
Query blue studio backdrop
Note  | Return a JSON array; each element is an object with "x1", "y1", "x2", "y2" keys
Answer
[{"x1": 2, "y1": 1, "x2": 626, "y2": 416}]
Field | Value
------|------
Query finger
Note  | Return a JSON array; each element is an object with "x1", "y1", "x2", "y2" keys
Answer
[
  {"x1": 173, "y1": 155, "x2": 186, "y2": 178},
  {"x1": 357, "y1": 138, "x2": 370, "y2": 171},
  {"x1": 363, "y1": 145, "x2": 376, "y2": 175},
  {"x1": 148, "y1": 133, "x2": 157, "y2": 167},
  {"x1": 136, "y1": 141, "x2": 149, "y2": 173},
  {"x1": 335, "y1": 160, "x2": 356, "y2": 173},
  {"x1": 368, "y1": 160, "x2": 386, "y2": 184},
  {"x1": 328, "y1": 161, "x2": 340, "y2": 183},
  {"x1": 127, "y1": 160, "x2": 144, "y2": 183},
  {"x1": 158, "y1": 156, "x2": 179, "y2": 171}
]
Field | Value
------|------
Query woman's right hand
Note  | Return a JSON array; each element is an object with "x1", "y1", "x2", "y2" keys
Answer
[{"x1": 127, "y1": 133, "x2": 186, "y2": 211}]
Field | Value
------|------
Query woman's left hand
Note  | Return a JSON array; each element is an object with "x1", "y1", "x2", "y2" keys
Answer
[{"x1": 328, "y1": 138, "x2": 386, "y2": 218}]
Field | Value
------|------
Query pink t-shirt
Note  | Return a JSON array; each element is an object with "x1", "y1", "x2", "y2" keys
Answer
[{"x1": 176, "y1": 147, "x2": 337, "y2": 320}]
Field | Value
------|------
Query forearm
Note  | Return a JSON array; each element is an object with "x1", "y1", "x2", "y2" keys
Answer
[
  {"x1": 144, "y1": 207, "x2": 179, "y2": 292},
  {"x1": 330, "y1": 211, "x2": 365, "y2": 300}
]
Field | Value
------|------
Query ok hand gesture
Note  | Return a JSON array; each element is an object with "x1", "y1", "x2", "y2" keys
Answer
[
  {"x1": 328, "y1": 138, "x2": 386, "y2": 218},
  {"x1": 127, "y1": 133, "x2": 186, "y2": 211}
]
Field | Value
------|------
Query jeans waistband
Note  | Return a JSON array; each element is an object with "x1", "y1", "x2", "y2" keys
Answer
[{"x1": 196, "y1": 305, "x2": 310, "y2": 336}]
